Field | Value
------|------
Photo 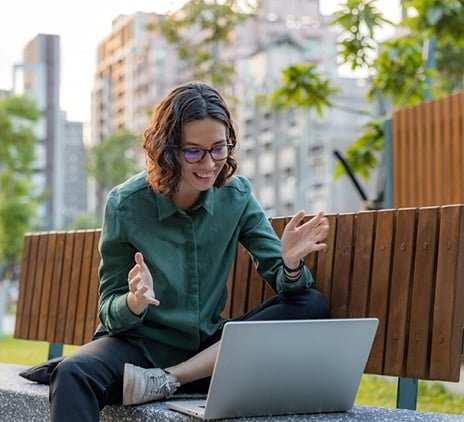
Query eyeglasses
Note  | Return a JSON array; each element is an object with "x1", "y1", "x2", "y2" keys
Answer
[{"x1": 179, "y1": 144, "x2": 234, "y2": 164}]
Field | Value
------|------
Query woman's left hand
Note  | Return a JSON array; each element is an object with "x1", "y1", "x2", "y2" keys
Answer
[{"x1": 280, "y1": 210, "x2": 329, "y2": 269}]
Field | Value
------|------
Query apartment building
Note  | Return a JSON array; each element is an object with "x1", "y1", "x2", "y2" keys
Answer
[
  {"x1": 13, "y1": 34, "x2": 87, "y2": 229},
  {"x1": 91, "y1": 0, "x2": 375, "y2": 215}
]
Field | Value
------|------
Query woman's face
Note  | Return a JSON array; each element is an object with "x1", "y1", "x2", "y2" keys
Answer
[{"x1": 177, "y1": 117, "x2": 229, "y2": 197}]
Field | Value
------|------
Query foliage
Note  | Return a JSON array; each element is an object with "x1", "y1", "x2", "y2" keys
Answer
[
  {"x1": 434, "y1": 39, "x2": 464, "y2": 92},
  {"x1": 403, "y1": 0, "x2": 464, "y2": 44},
  {"x1": 404, "y1": 0, "x2": 464, "y2": 95},
  {"x1": 86, "y1": 128, "x2": 142, "y2": 197},
  {"x1": 332, "y1": 0, "x2": 394, "y2": 71},
  {"x1": 368, "y1": 35, "x2": 434, "y2": 107},
  {"x1": 149, "y1": 0, "x2": 258, "y2": 89},
  {"x1": 270, "y1": 64, "x2": 339, "y2": 117},
  {"x1": 334, "y1": 118, "x2": 386, "y2": 180},
  {"x1": 267, "y1": 0, "x2": 464, "y2": 184},
  {"x1": 67, "y1": 212, "x2": 102, "y2": 230},
  {"x1": 0, "y1": 95, "x2": 41, "y2": 280},
  {"x1": 150, "y1": 0, "x2": 464, "y2": 185},
  {"x1": 332, "y1": 0, "x2": 464, "y2": 181}
]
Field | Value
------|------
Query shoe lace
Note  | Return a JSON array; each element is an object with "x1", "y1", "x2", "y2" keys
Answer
[{"x1": 145, "y1": 371, "x2": 177, "y2": 400}]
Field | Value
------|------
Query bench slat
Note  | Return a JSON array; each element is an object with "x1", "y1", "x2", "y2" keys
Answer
[
  {"x1": 430, "y1": 205, "x2": 464, "y2": 381},
  {"x1": 229, "y1": 245, "x2": 252, "y2": 317},
  {"x1": 14, "y1": 233, "x2": 32, "y2": 340},
  {"x1": 365, "y1": 210, "x2": 394, "y2": 374},
  {"x1": 384, "y1": 209, "x2": 417, "y2": 376},
  {"x1": 64, "y1": 232, "x2": 84, "y2": 344},
  {"x1": 84, "y1": 230, "x2": 102, "y2": 343},
  {"x1": 54, "y1": 232, "x2": 75, "y2": 342},
  {"x1": 406, "y1": 207, "x2": 439, "y2": 379},
  {"x1": 30, "y1": 234, "x2": 49, "y2": 340},
  {"x1": 349, "y1": 211, "x2": 376, "y2": 318},
  {"x1": 312, "y1": 214, "x2": 337, "y2": 311},
  {"x1": 246, "y1": 253, "x2": 266, "y2": 311},
  {"x1": 37, "y1": 233, "x2": 55, "y2": 340},
  {"x1": 74, "y1": 231, "x2": 95, "y2": 344},
  {"x1": 330, "y1": 213, "x2": 355, "y2": 318},
  {"x1": 43, "y1": 232, "x2": 66, "y2": 341}
]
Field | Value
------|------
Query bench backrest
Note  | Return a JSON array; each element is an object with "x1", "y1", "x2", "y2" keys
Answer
[{"x1": 14, "y1": 205, "x2": 464, "y2": 383}]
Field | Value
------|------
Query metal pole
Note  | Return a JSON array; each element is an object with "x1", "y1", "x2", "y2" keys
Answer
[{"x1": 0, "y1": 281, "x2": 5, "y2": 336}]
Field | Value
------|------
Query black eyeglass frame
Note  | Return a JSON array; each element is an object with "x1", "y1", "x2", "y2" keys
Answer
[{"x1": 177, "y1": 143, "x2": 234, "y2": 164}]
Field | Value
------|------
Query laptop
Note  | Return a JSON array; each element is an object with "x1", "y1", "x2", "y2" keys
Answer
[{"x1": 167, "y1": 318, "x2": 379, "y2": 420}]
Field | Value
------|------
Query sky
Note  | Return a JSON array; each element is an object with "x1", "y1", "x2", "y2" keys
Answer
[{"x1": 0, "y1": 0, "x2": 401, "y2": 123}]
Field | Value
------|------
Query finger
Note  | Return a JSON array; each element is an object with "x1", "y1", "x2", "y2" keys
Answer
[
  {"x1": 312, "y1": 242, "x2": 328, "y2": 252},
  {"x1": 128, "y1": 276, "x2": 140, "y2": 293},
  {"x1": 135, "y1": 283, "x2": 151, "y2": 298},
  {"x1": 285, "y1": 210, "x2": 306, "y2": 231},
  {"x1": 134, "y1": 252, "x2": 144, "y2": 265},
  {"x1": 308, "y1": 211, "x2": 325, "y2": 226},
  {"x1": 127, "y1": 267, "x2": 136, "y2": 281},
  {"x1": 136, "y1": 284, "x2": 160, "y2": 306},
  {"x1": 304, "y1": 214, "x2": 329, "y2": 236},
  {"x1": 136, "y1": 252, "x2": 152, "y2": 276},
  {"x1": 148, "y1": 297, "x2": 160, "y2": 306}
]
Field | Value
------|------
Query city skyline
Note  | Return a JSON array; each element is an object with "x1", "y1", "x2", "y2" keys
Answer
[
  {"x1": 0, "y1": 0, "x2": 400, "y2": 123},
  {"x1": 0, "y1": 0, "x2": 187, "y2": 122}
]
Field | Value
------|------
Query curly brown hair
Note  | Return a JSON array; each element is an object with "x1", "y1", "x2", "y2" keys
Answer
[{"x1": 143, "y1": 81, "x2": 238, "y2": 197}]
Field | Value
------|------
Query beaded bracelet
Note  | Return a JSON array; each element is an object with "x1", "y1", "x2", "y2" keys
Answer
[{"x1": 283, "y1": 259, "x2": 304, "y2": 274}]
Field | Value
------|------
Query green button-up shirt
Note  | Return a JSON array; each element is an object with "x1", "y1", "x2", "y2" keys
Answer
[{"x1": 96, "y1": 172, "x2": 314, "y2": 367}]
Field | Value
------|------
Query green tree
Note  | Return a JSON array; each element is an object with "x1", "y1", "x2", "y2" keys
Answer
[
  {"x1": 149, "y1": 0, "x2": 258, "y2": 90},
  {"x1": 0, "y1": 95, "x2": 41, "y2": 280},
  {"x1": 268, "y1": 0, "x2": 464, "y2": 184},
  {"x1": 333, "y1": 0, "x2": 464, "y2": 180},
  {"x1": 269, "y1": 64, "x2": 339, "y2": 116},
  {"x1": 67, "y1": 212, "x2": 102, "y2": 230},
  {"x1": 333, "y1": 0, "x2": 394, "y2": 72},
  {"x1": 86, "y1": 129, "x2": 142, "y2": 216},
  {"x1": 404, "y1": 0, "x2": 464, "y2": 93}
]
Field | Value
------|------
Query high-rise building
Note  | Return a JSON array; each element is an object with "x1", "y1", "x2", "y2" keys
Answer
[
  {"x1": 91, "y1": 0, "x2": 378, "y2": 215},
  {"x1": 13, "y1": 34, "x2": 88, "y2": 229}
]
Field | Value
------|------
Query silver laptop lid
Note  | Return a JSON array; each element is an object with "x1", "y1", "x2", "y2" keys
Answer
[{"x1": 203, "y1": 318, "x2": 379, "y2": 420}]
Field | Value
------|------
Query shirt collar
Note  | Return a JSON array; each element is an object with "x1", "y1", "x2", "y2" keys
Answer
[{"x1": 157, "y1": 188, "x2": 215, "y2": 220}]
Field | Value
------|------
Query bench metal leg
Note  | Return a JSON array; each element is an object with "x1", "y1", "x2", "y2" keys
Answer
[
  {"x1": 397, "y1": 377, "x2": 418, "y2": 410},
  {"x1": 48, "y1": 342, "x2": 64, "y2": 360}
]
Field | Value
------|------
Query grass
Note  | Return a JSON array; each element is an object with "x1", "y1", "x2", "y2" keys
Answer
[
  {"x1": 1, "y1": 334, "x2": 463, "y2": 415},
  {"x1": 355, "y1": 374, "x2": 464, "y2": 415},
  {"x1": 0, "y1": 335, "x2": 79, "y2": 366}
]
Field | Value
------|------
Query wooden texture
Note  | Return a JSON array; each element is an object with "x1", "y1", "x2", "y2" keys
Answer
[
  {"x1": 15, "y1": 230, "x2": 101, "y2": 346},
  {"x1": 391, "y1": 92, "x2": 464, "y2": 207},
  {"x1": 14, "y1": 206, "x2": 464, "y2": 382}
]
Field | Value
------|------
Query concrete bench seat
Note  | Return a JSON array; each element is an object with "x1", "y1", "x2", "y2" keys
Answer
[{"x1": 1, "y1": 363, "x2": 463, "y2": 421}]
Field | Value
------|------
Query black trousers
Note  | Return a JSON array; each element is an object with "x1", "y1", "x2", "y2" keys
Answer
[{"x1": 49, "y1": 288, "x2": 329, "y2": 422}]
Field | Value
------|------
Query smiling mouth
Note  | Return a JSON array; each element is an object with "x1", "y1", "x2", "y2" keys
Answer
[{"x1": 194, "y1": 171, "x2": 215, "y2": 179}]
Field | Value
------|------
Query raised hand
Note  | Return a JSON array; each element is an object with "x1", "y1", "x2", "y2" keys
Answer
[
  {"x1": 280, "y1": 210, "x2": 329, "y2": 269},
  {"x1": 127, "y1": 252, "x2": 160, "y2": 315}
]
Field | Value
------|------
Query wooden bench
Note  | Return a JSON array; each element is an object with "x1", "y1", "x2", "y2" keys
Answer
[{"x1": 7, "y1": 204, "x2": 464, "y2": 419}]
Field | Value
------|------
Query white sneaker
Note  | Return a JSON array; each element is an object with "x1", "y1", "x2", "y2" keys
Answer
[{"x1": 123, "y1": 363, "x2": 180, "y2": 405}]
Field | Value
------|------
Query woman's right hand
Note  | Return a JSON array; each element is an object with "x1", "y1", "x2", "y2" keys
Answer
[{"x1": 126, "y1": 252, "x2": 160, "y2": 315}]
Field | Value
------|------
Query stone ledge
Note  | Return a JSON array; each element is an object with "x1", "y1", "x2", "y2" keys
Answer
[{"x1": 1, "y1": 363, "x2": 463, "y2": 421}]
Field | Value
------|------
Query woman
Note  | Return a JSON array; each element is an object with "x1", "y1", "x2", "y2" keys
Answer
[{"x1": 49, "y1": 81, "x2": 330, "y2": 421}]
